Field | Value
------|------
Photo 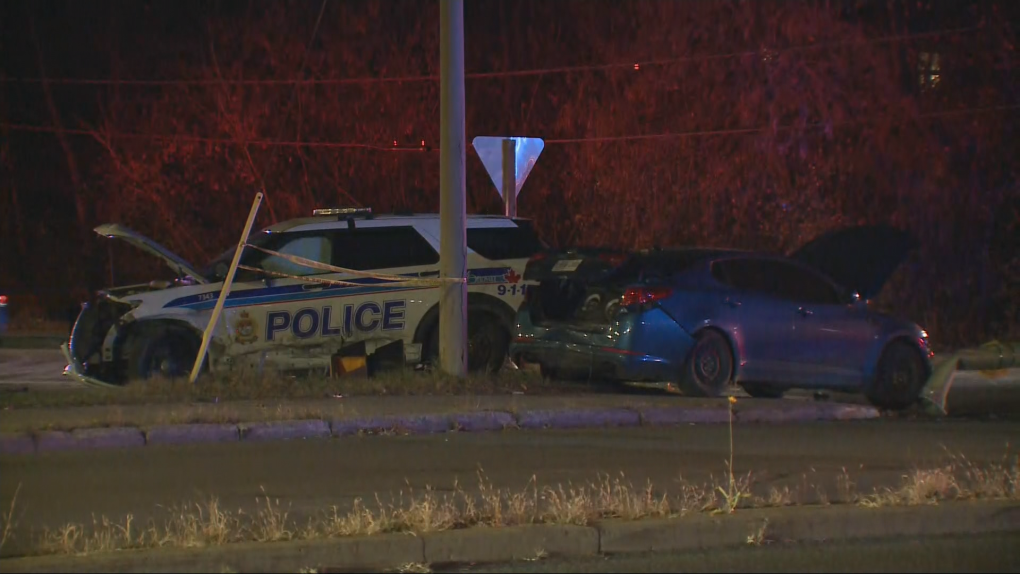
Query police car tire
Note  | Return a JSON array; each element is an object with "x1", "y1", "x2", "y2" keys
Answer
[
  {"x1": 424, "y1": 310, "x2": 509, "y2": 374},
  {"x1": 468, "y1": 314, "x2": 510, "y2": 373},
  {"x1": 124, "y1": 324, "x2": 200, "y2": 382}
]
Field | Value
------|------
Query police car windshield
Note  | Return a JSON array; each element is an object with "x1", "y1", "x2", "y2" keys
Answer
[{"x1": 202, "y1": 230, "x2": 275, "y2": 282}]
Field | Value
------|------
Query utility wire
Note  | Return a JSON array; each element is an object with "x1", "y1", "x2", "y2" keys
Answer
[
  {"x1": 4, "y1": 104, "x2": 1016, "y2": 150},
  {"x1": 0, "y1": 26, "x2": 983, "y2": 87}
]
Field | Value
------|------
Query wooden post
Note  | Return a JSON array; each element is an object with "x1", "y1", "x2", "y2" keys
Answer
[{"x1": 189, "y1": 193, "x2": 263, "y2": 384}]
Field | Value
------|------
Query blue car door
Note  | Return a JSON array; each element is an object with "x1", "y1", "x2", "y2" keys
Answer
[
  {"x1": 709, "y1": 258, "x2": 802, "y2": 383},
  {"x1": 772, "y1": 262, "x2": 878, "y2": 387}
]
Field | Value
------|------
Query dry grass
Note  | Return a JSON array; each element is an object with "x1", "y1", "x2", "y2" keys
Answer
[
  {"x1": 746, "y1": 518, "x2": 771, "y2": 546},
  {"x1": 0, "y1": 483, "x2": 21, "y2": 553},
  {"x1": 859, "y1": 451, "x2": 1020, "y2": 508},
  {"x1": 11, "y1": 453, "x2": 1015, "y2": 558}
]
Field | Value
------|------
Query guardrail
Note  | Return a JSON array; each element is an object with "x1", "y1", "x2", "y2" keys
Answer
[{"x1": 921, "y1": 340, "x2": 1019, "y2": 415}]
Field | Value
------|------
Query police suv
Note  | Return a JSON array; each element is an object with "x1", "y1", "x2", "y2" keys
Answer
[{"x1": 62, "y1": 208, "x2": 545, "y2": 385}]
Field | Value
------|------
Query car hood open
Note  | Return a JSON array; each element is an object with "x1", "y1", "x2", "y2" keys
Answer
[
  {"x1": 94, "y1": 223, "x2": 209, "y2": 284},
  {"x1": 788, "y1": 225, "x2": 917, "y2": 300}
]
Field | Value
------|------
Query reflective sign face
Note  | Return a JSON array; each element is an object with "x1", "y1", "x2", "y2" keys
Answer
[{"x1": 473, "y1": 136, "x2": 545, "y2": 198}]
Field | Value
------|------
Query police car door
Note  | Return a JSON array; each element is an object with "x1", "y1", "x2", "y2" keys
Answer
[
  {"x1": 326, "y1": 223, "x2": 441, "y2": 351},
  {"x1": 222, "y1": 230, "x2": 338, "y2": 365}
]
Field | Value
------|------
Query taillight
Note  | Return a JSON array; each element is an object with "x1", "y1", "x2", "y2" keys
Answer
[
  {"x1": 0, "y1": 295, "x2": 7, "y2": 306},
  {"x1": 621, "y1": 286, "x2": 673, "y2": 307}
]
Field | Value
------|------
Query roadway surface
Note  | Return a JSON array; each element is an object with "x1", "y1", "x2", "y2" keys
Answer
[
  {"x1": 430, "y1": 532, "x2": 1020, "y2": 573},
  {"x1": 2, "y1": 418, "x2": 1018, "y2": 556}
]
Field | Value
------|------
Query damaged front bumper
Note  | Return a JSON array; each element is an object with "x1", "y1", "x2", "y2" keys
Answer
[
  {"x1": 61, "y1": 341, "x2": 118, "y2": 388},
  {"x1": 60, "y1": 297, "x2": 132, "y2": 389}
]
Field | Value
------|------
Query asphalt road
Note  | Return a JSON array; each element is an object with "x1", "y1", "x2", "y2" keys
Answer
[
  {"x1": 431, "y1": 532, "x2": 1020, "y2": 573},
  {"x1": 2, "y1": 419, "x2": 1017, "y2": 555}
]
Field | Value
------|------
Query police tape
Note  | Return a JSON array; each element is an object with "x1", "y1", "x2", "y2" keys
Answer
[
  {"x1": 243, "y1": 244, "x2": 466, "y2": 286},
  {"x1": 237, "y1": 265, "x2": 448, "y2": 289}
]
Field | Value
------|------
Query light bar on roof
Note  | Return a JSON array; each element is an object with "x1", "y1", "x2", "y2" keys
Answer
[{"x1": 312, "y1": 207, "x2": 373, "y2": 217}]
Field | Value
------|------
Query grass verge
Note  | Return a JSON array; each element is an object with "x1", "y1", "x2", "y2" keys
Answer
[
  {"x1": 0, "y1": 367, "x2": 595, "y2": 411},
  {"x1": 2, "y1": 451, "x2": 1016, "y2": 558}
]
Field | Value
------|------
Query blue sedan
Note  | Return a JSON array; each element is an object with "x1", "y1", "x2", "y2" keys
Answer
[{"x1": 509, "y1": 226, "x2": 933, "y2": 410}]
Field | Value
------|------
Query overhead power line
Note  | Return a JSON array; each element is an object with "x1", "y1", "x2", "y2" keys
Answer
[
  {"x1": 0, "y1": 26, "x2": 982, "y2": 87},
  {"x1": 0, "y1": 123, "x2": 424, "y2": 151},
  {"x1": 3, "y1": 103, "x2": 1016, "y2": 150}
]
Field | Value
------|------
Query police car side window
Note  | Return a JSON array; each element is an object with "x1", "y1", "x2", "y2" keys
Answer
[
  {"x1": 333, "y1": 227, "x2": 439, "y2": 270},
  {"x1": 260, "y1": 234, "x2": 334, "y2": 277},
  {"x1": 467, "y1": 222, "x2": 546, "y2": 260}
]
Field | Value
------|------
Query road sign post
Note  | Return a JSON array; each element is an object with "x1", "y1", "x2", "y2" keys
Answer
[
  {"x1": 439, "y1": 0, "x2": 468, "y2": 378},
  {"x1": 473, "y1": 136, "x2": 545, "y2": 216},
  {"x1": 502, "y1": 139, "x2": 517, "y2": 218}
]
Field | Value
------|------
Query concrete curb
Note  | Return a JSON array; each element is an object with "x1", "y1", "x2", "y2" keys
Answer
[
  {"x1": 330, "y1": 413, "x2": 453, "y2": 437},
  {"x1": 423, "y1": 524, "x2": 598, "y2": 564},
  {"x1": 596, "y1": 501, "x2": 1020, "y2": 555},
  {"x1": 0, "y1": 532, "x2": 424, "y2": 573},
  {"x1": 735, "y1": 403, "x2": 880, "y2": 424},
  {"x1": 451, "y1": 411, "x2": 516, "y2": 432},
  {"x1": 35, "y1": 427, "x2": 146, "y2": 453},
  {"x1": 145, "y1": 423, "x2": 240, "y2": 446},
  {"x1": 638, "y1": 407, "x2": 731, "y2": 425},
  {"x1": 0, "y1": 403, "x2": 881, "y2": 456},
  {"x1": 241, "y1": 420, "x2": 331, "y2": 442},
  {"x1": 516, "y1": 408, "x2": 641, "y2": 430},
  {"x1": 2, "y1": 501, "x2": 1016, "y2": 573},
  {"x1": 0, "y1": 434, "x2": 34, "y2": 455}
]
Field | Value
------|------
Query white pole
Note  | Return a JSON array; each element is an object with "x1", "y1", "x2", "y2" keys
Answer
[
  {"x1": 189, "y1": 192, "x2": 263, "y2": 384},
  {"x1": 438, "y1": 0, "x2": 468, "y2": 377}
]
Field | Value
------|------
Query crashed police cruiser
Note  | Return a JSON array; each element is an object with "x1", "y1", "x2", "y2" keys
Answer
[{"x1": 63, "y1": 207, "x2": 545, "y2": 385}]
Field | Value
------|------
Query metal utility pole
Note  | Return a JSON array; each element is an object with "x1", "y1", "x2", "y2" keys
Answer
[
  {"x1": 438, "y1": 0, "x2": 468, "y2": 377},
  {"x1": 502, "y1": 138, "x2": 517, "y2": 218}
]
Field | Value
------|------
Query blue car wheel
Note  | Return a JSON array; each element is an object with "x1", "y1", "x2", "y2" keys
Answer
[
  {"x1": 678, "y1": 330, "x2": 734, "y2": 397},
  {"x1": 865, "y1": 340, "x2": 926, "y2": 411}
]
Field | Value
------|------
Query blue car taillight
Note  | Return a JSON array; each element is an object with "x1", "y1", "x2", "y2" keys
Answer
[{"x1": 621, "y1": 286, "x2": 672, "y2": 307}]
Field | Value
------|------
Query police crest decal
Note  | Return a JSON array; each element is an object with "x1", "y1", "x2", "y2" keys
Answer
[{"x1": 234, "y1": 310, "x2": 259, "y2": 344}]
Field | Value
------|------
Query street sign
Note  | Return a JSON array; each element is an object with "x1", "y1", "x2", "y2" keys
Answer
[{"x1": 472, "y1": 136, "x2": 545, "y2": 198}]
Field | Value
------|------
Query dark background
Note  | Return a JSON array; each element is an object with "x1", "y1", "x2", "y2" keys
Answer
[{"x1": 1, "y1": 0, "x2": 1017, "y2": 347}]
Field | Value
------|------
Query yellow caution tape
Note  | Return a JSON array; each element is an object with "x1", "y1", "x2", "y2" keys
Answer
[
  {"x1": 237, "y1": 265, "x2": 446, "y2": 289},
  {"x1": 242, "y1": 244, "x2": 466, "y2": 287}
]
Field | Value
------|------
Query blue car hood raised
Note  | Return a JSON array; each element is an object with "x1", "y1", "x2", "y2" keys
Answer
[{"x1": 789, "y1": 225, "x2": 917, "y2": 300}]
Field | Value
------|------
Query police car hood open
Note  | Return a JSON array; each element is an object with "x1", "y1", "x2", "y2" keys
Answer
[{"x1": 94, "y1": 224, "x2": 209, "y2": 284}]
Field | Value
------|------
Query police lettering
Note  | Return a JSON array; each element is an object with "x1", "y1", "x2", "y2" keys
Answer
[{"x1": 266, "y1": 300, "x2": 406, "y2": 341}]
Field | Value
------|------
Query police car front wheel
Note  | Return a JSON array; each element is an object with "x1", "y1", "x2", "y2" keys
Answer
[
  {"x1": 467, "y1": 316, "x2": 509, "y2": 373},
  {"x1": 425, "y1": 312, "x2": 509, "y2": 374},
  {"x1": 124, "y1": 325, "x2": 200, "y2": 382}
]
